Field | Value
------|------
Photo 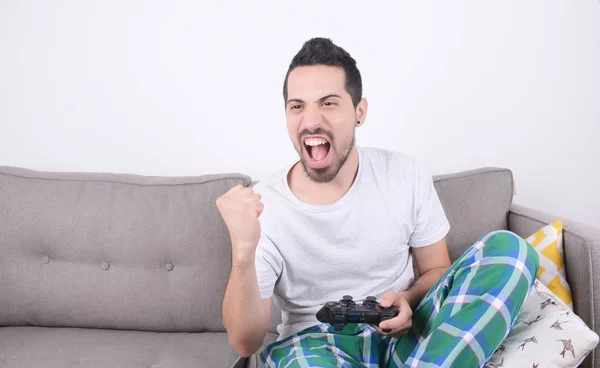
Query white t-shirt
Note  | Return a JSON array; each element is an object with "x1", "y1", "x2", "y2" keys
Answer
[{"x1": 253, "y1": 146, "x2": 450, "y2": 340}]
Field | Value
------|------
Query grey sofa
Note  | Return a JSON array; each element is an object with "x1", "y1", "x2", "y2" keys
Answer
[{"x1": 0, "y1": 165, "x2": 598, "y2": 368}]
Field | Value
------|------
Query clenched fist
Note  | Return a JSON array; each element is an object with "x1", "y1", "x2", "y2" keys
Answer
[{"x1": 216, "y1": 184, "x2": 264, "y2": 257}]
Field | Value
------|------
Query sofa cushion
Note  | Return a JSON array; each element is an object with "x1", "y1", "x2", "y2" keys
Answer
[
  {"x1": 525, "y1": 219, "x2": 573, "y2": 309},
  {"x1": 0, "y1": 326, "x2": 238, "y2": 368},
  {"x1": 432, "y1": 167, "x2": 513, "y2": 262},
  {"x1": 0, "y1": 166, "x2": 250, "y2": 332}
]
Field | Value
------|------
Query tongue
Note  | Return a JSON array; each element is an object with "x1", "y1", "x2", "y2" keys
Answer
[{"x1": 311, "y1": 144, "x2": 328, "y2": 161}]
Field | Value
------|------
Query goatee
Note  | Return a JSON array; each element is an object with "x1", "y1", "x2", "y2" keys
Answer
[{"x1": 298, "y1": 134, "x2": 355, "y2": 183}]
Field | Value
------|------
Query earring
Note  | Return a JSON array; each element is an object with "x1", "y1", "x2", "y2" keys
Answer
[{"x1": 356, "y1": 121, "x2": 361, "y2": 126}]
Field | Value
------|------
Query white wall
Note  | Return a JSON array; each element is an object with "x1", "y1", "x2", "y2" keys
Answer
[{"x1": 1, "y1": 1, "x2": 599, "y2": 227}]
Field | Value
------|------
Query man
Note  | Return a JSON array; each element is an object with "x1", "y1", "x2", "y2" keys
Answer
[{"x1": 217, "y1": 38, "x2": 539, "y2": 367}]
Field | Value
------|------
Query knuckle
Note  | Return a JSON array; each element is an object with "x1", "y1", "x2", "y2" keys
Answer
[
  {"x1": 216, "y1": 197, "x2": 227, "y2": 208},
  {"x1": 228, "y1": 184, "x2": 242, "y2": 193}
]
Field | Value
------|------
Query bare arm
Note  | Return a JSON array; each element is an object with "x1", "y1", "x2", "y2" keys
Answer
[
  {"x1": 403, "y1": 237, "x2": 451, "y2": 309},
  {"x1": 216, "y1": 184, "x2": 273, "y2": 357},
  {"x1": 222, "y1": 250, "x2": 272, "y2": 357},
  {"x1": 376, "y1": 237, "x2": 451, "y2": 336}
]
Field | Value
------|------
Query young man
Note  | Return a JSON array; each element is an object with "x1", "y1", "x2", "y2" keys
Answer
[{"x1": 217, "y1": 38, "x2": 539, "y2": 367}]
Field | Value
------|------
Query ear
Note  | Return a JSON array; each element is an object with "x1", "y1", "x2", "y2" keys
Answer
[{"x1": 355, "y1": 98, "x2": 368, "y2": 126}]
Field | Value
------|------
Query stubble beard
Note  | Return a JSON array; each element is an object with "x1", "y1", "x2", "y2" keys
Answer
[{"x1": 296, "y1": 133, "x2": 355, "y2": 183}]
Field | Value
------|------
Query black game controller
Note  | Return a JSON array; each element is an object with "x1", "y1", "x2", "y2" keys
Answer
[{"x1": 316, "y1": 295, "x2": 399, "y2": 333}]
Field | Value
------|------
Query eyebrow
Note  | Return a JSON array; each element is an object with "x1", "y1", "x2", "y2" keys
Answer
[{"x1": 286, "y1": 94, "x2": 342, "y2": 106}]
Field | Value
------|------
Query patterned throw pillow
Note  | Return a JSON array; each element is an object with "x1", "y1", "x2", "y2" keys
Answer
[
  {"x1": 525, "y1": 220, "x2": 573, "y2": 309},
  {"x1": 484, "y1": 280, "x2": 599, "y2": 367}
]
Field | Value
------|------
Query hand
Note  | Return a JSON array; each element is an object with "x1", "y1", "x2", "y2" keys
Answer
[
  {"x1": 216, "y1": 184, "x2": 264, "y2": 256},
  {"x1": 371, "y1": 291, "x2": 413, "y2": 338}
]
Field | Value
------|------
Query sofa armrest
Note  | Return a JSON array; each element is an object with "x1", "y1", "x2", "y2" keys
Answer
[{"x1": 509, "y1": 203, "x2": 600, "y2": 368}]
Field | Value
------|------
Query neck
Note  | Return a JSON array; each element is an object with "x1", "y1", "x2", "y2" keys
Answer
[{"x1": 288, "y1": 146, "x2": 360, "y2": 206}]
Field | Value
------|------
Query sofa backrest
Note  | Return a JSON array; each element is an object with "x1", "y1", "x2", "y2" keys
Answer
[
  {"x1": 0, "y1": 165, "x2": 514, "y2": 335},
  {"x1": 433, "y1": 167, "x2": 514, "y2": 262},
  {"x1": 0, "y1": 166, "x2": 249, "y2": 333}
]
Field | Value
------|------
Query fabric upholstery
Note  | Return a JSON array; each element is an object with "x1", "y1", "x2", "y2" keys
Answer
[
  {"x1": 509, "y1": 203, "x2": 600, "y2": 368},
  {"x1": 432, "y1": 167, "x2": 514, "y2": 262},
  {"x1": 3, "y1": 164, "x2": 597, "y2": 368},
  {"x1": 247, "y1": 333, "x2": 278, "y2": 368},
  {"x1": 0, "y1": 166, "x2": 250, "y2": 332},
  {"x1": 0, "y1": 326, "x2": 238, "y2": 368}
]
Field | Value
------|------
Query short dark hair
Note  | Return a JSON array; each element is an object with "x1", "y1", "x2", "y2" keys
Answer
[{"x1": 283, "y1": 37, "x2": 362, "y2": 107}]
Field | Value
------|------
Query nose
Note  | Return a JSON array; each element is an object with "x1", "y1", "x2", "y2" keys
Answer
[{"x1": 300, "y1": 105, "x2": 323, "y2": 131}]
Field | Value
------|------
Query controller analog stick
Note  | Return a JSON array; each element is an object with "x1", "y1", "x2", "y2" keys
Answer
[{"x1": 364, "y1": 296, "x2": 377, "y2": 307}]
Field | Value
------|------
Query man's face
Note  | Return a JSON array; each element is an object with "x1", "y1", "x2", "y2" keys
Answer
[{"x1": 285, "y1": 65, "x2": 364, "y2": 183}]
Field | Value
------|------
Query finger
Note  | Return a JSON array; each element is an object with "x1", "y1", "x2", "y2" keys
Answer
[
  {"x1": 226, "y1": 184, "x2": 245, "y2": 195},
  {"x1": 379, "y1": 314, "x2": 407, "y2": 331},
  {"x1": 370, "y1": 324, "x2": 403, "y2": 337},
  {"x1": 370, "y1": 324, "x2": 384, "y2": 334},
  {"x1": 379, "y1": 290, "x2": 398, "y2": 308},
  {"x1": 243, "y1": 193, "x2": 262, "y2": 203},
  {"x1": 250, "y1": 201, "x2": 264, "y2": 216},
  {"x1": 236, "y1": 187, "x2": 254, "y2": 197},
  {"x1": 380, "y1": 300, "x2": 411, "y2": 331},
  {"x1": 376, "y1": 327, "x2": 409, "y2": 338},
  {"x1": 370, "y1": 324, "x2": 394, "y2": 336}
]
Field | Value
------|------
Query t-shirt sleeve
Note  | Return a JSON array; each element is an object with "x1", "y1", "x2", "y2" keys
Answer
[
  {"x1": 255, "y1": 232, "x2": 282, "y2": 299},
  {"x1": 408, "y1": 160, "x2": 451, "y2": 247}
]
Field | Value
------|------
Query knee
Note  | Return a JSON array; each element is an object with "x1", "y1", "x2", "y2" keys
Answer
[
  {"x1": 481, "y1": 230, "x2": 539, "y2": 278},
  {"x1": 482, "y1": 229, "x2": 523, "y2": 245}
]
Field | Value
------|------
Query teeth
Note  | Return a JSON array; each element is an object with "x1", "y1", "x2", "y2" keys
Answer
[{"x1": 304, "y1": 138, "x2": 328, "y2": 146}]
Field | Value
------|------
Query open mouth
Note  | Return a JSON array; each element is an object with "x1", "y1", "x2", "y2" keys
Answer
[{"x1": 303, "y1": 137, "x2": 331, "y2": 168}]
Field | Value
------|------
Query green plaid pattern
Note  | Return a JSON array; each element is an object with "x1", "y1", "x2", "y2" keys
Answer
[{"x1": 260, "y1": 230, "x2": 539, "y2": 367}]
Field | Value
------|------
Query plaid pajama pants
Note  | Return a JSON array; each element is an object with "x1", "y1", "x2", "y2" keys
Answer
[{"x1": 259, "y1": 230, "x2": 540, "y2": 368}]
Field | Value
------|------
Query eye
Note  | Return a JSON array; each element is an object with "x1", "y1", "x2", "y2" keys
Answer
[
  {"x1": 290, "y1": 104, "x2": 302, "y2": 110},
  {"x1": 322, "y1": 101, "x2": 336, "y2": 107}
]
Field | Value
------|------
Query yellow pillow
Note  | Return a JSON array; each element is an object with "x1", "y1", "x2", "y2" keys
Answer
[{"x1": 525, "y1": 219, "x2": 573, "y2": 309}]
